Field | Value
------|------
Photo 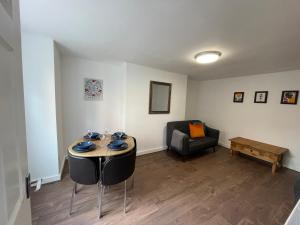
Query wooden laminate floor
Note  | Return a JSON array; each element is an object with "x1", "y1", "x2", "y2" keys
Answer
[{"x1": 31, "y1": 146, "x2": 299, "y2": 225}]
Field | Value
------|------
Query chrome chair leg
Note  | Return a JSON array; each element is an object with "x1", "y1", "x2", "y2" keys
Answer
[
  {"x1": 97, "y1": 182, "x2": 100, "y2": 208},
  {"x1": 99, "y1": 184, "x2": 103, "y2": 219},
  {"x1": 131, "y1": 175, "x2": 134, "y2": 189},
  {"x1": 124, "y1": 180, "x2": 127, "y2": 214},
  {"x1": 69, "y1": 182, "x2": 76, "y2": 215},
  {"x1": 104, "y1": 185, "x2": 110, "y2": 193},
  {"x1": 74, "y1": 182, "x2": 78, "y2": 194}
]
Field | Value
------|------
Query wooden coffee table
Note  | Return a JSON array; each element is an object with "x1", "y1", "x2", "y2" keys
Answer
[{"x1": 229, "y1": 137, "x2": 288, "y2": 174}]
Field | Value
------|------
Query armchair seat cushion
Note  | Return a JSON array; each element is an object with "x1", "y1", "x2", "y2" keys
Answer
[{"x1": 189, "y1": 137, "x2": 218, "y2": 153}]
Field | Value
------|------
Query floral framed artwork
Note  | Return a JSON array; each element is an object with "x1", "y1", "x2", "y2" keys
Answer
[
  {"x1": 254, "y1": 91, "x2": 268, "y2": 103},
  {"x1": 84, "y1": 78, "x2": 103, "y2": 101},
  {"x1": 233, "y1": 92, "x2": 244, "y2": 103},
  {"x1": 281, "y1": 90, "x2": 299, "y2": 105}
]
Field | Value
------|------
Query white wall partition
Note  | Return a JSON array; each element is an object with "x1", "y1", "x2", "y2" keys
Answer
[
  {"x1": 61, "y1": 57, "x2": 127, "y2": 150},
  {"x1": 22, "y1": 33, "x2": 63, "y2": 183},
  {"x1": 54, "y1": 44, "x2": 65, "y2": 175},
  {"x1": 186, "y1": 70, "x2": 300, "y2": 172},
  {"x1": 60, "y1": 59, "x2": 188, "y2": 155},
  {"x1": 125, "y1": 63, "x2": 187, "y2": 154}
]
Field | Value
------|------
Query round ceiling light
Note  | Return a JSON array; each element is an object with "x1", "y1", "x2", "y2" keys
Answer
[{"x1": 194, "y1": 51, "x2": 222, "y2": 64}]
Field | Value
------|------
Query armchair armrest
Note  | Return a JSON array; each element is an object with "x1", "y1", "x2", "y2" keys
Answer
[
  {"x1": 206, "y1": 126, "x2": 220, "y2": 141},
  {"x1": 170, "y1": 129, "x2": 189, "y2": 154}
]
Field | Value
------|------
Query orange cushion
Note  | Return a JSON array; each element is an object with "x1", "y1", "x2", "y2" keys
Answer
[{"x1": 189, "y1": 123, "x2": 205, "y2": 138}]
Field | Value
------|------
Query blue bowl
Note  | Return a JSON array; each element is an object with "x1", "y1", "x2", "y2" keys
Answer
[
  {"x1": 84, "y1": 132, "x2": 102, "y2": 140},
  {"x1": 107, "y1": 143, "x2": 128, "y2": 151},
  {"x1": 109, "y1": 140, "x2": 125, "y2": 147},
  {"x1": 73, "y1": 142, "x2": 96, "y2": 152},
  {"x1": 76, "y1": 141, "x2": 94, "y2": 149},
  {"x1": 112, "y1": 132, "x2": 127, "y2": 140}
]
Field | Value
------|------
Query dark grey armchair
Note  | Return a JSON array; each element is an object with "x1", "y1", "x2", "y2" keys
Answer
[{"x1": 167, "y1": 120, "x2": 219, "y2": 156}]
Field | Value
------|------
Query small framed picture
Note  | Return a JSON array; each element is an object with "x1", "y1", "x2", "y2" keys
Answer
[
  {"x1": 281, "y1": 90, "x2": 299, "y2": 105},
  {"x1": 254, "y1": 91, "x2": 268, "y2": 103},
  {"x1": 84, "y1": 78, "x2": 103, "y2": 101},
  {"x1": 233, "y1": 92, "x2": 244, "y2": 103}
]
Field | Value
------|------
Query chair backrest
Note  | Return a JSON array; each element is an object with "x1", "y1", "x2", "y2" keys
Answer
[
  {"x1": 68, "y1": 153, "x2": 99, "y2": 185},
  {"x1": 101, "y1": 137, "x2": 137, "y2": 186}
]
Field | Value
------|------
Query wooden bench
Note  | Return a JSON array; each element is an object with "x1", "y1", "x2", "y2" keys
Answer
[{"x1": 229, "y1": 137, "x2": 288, "y2": 174}]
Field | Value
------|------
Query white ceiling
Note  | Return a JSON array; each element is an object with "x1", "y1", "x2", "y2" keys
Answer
[{"x1": 20, "y1": 0, "x2": 300, "y2": 80}]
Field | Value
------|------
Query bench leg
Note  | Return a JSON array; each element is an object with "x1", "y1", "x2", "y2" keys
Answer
[
  {"x1": 277, "y1": 155, "x2": 283, "y2": 168},
  {"x1": 272, "y1": 163, "x2": 277, "y2": 174}
]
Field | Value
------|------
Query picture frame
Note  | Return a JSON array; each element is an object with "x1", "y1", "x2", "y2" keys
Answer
[
  {"x1": 84, "y1": 78, "x2": 103, "y2": 101},
  {"x1": 280, "y1": 90, "x2": 299, "y2": 105},
  {"x1": 233, "y1": 92, "x2": 244, "y2": 103},
  {"x1": 254, "y1": 91, "x2": 268, "y2": 103},
  {"x1": 149, "y1": 81, "x2": 172, "y2": 114}
]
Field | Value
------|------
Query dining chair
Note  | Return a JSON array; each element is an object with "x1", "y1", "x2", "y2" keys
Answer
[
  {"x1": 68, "y1": 153, "x2": 100, "y2": 216},
  {"x1": 99, "y1": 137, "x2": 136, "y2": 218}
]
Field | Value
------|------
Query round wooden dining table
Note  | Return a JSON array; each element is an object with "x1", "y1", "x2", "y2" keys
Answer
[
  {"x1": 68, "y1": 135, "x2": 136, "y2": 177},
  {"x1": 68, "y1": 135, "x2": 135, "y2": 157}
]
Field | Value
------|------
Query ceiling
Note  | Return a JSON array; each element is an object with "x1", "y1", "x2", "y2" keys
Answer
[{"x1": 20, "y1": 0, "x2": 300, "y2": 80}]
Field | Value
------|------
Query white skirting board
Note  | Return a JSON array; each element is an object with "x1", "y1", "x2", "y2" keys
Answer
[
  {"x1": 136, "y1": 146, "x2": 167, "y2": 156},
  {"x1": 31, "y1": 156, "x2": 67, "y2": 186}
]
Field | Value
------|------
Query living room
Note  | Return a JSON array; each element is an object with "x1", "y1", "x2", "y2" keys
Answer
[{"x1": 1, "y1": 0, "x2": 299, "y2": 225}]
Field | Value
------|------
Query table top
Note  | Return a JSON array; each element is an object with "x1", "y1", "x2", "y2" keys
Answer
[
  {"x1": 68, "y1": 135, "x2": 135, "y2": 157},
  {"x1": 229, "y1": 137, "x2": 288, "y2": 155}
]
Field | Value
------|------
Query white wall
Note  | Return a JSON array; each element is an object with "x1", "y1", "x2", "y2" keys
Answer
[
  {"x1": 60, "y1": 60, "x2": 188, "y2": 155},
  {"x1": 126, "y1": 63, "x2": 187, "y2": 154},
  {"x1": 186, "y1": 70, "x2": 300, "y2": 171},
  {"x1": 22, "y1": 33, "x2": 61, "y2": 182},
  {"x1": 54, "y1": 44, "x2": 65, "y2": 174},
  {"x1": 61, "y1": 57, "x2": 126, "y2": 150}
]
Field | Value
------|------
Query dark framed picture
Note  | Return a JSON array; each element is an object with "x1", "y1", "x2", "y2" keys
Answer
[
  {"x1": 254, "y1": 91, "x2": 268, "y2": 103},
  {"x1": 281, "y1": 90, "x2": 299, "y2": 105},
  {"x1": 233, "y1": 92, "x2": 244, "y2": 103},
  {"x1": 149, "y1": 81, "x2": 172, "y2": 114}
]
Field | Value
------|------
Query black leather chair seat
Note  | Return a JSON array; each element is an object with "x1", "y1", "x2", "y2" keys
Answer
[{"x1": 189, "y1": 136, "x2": 217, "y2": 153}]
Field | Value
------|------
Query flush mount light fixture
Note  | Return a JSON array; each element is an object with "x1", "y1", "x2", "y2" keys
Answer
[{"x1": 194, "y1": 51, "x2": 222, "y2": 64}]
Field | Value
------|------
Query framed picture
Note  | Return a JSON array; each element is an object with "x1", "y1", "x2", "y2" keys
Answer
[
  {"x1": 149, "y1": 81, "x2": 172, "y2": 114},
  {"x1": 254, "y1": 91, "x2": 268, "y2": 103},
  {"x1": 233, "y1": 92, "x2": 244, "y2": 103},
  {"x1": 84, "y1": 78, "x2": 103, "y2": 101},
  {"x1": 281, "y1": 90, "x2": 299, "y2": 105}
]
